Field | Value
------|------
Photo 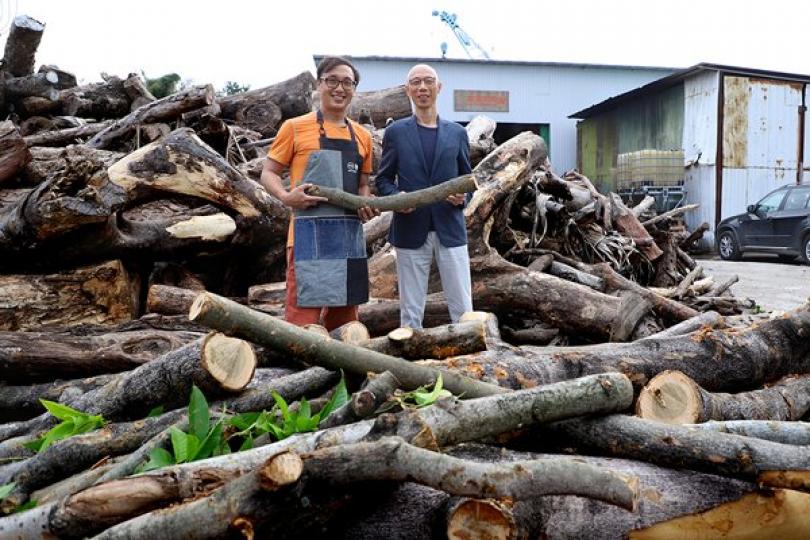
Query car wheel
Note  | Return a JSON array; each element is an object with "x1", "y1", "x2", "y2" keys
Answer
[
  {"x1": 802, "y1": 235, "x2": 810, "y2": 264},
  {"x1": 717, "y1": 231, "x2": 741, "y2": 260}
]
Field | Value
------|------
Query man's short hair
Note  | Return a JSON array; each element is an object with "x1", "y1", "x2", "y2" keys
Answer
[{"x1": 316, "y1": 56, "x2": 360, "y2": 84}]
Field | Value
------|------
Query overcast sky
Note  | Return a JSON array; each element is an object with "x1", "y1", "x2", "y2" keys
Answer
[{"x1": 11, "y1": 0, "x2": 810, "y2": 91}]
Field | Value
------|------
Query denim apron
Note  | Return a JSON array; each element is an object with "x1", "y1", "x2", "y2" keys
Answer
[{"x1": 293, "y1": 111, "x2": 368, "y2": 307}]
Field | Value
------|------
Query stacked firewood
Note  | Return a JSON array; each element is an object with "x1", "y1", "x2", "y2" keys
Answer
[{"x1": 0, "y1": 14, "x2": 808, "y2": 540}]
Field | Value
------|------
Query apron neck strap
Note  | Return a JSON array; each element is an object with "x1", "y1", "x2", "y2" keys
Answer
[{"x1": 316, "y1": 109, "x2": 356, "y2": 142}]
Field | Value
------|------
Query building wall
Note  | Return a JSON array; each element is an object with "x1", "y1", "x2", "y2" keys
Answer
[
  {"x1": 348, "y1": 58, "x2": 672, "y2": 172},
  {"x1": 682, "y1": 70, "x2": 720, "y2": 247},
  {"x1": 576, "y1": 84, "x2": 684, "y2": 192},
  {"x1": 719, "y1": 75, "x2": 804, "y2": 238}
]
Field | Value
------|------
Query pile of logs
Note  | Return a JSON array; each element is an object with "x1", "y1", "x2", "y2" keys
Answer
[{"x1": 0, "y1": 13, "x2": 808, "y2": 540}]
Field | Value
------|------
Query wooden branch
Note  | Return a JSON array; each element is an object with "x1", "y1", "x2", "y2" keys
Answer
[
  {"x1": 609, "y1": 193, "x2": 663, "y2": 260},
  {"x1": 642, "y1": 203, "x2": 700, "y2": 228},
  {"x1": 302, "y1": 437, "x2": 637, "y2": 509},
  {"x1": 189, "y1": 292, "x2": 507, "y2": 398},
  {"x1": 309, "y1": 174, "x2": 477, "y2": 212},
  {"x1": 589, "y1": 262, "x2": 699, "y2": 322},
  {"x1": 87, "y1": 85, "x2": 215, "y2": 148},
  {"x1": 631, "y1": 195, "x2": 655, "y2": 217},
  {"x1": 673, "y1": 265, "x2": 703, "y2": 299},
  {"x1": 639, "y1": 310, "x2": 724, "y2": 339},
  {"x1": 23, "y1": 120, "x2": 112, "y2": 147},
  {"x1": 709, "y1": 274, "x2": 739, "y2": 297},
  {"x1": 637, "y1": 370, "x2": 810, "y2": 424},
  {"x1": 551, "y1": 414, "x2": 810, "y2": 490},
  {"x1": 546, "y1": 260, "x2": 604, "y2": 290},
  {"x1": 320, "y1": 371, "x2": 401, "y2": 428},
  {"x1": 680, "y1": 221, "x2": 710, "y2": 249},
  {"x1": 687, "y1": 420, "x2": 810, "y2": 446}
]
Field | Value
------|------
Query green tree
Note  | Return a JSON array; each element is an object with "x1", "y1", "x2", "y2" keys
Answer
[
  {"x1": 143, "y1": 72, "x2": 181, "y2": 98},
  {"x1": 219, "y1": 81, "x2": 251, "y2": 96}
]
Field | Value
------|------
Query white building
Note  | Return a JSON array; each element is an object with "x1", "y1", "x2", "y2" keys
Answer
[{"x1": 316, "y1": 55, "x2": 676, "y2": 172}]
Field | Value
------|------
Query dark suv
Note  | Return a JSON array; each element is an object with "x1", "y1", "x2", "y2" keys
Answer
[{"x1": 716, "y1": 184, "x2": 810, "y2": 263}]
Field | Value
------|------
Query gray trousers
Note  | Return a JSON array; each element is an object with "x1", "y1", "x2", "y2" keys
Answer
[{"x1": 395, "y1": 232, "x2": 473, "y2": 329}]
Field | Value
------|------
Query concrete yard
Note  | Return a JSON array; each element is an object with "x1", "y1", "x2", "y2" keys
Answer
[{"x1": 697, "y1": 255, "x2": 810, "y2": 313}]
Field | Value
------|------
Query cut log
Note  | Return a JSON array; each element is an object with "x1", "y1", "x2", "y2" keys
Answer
[
  {"x1": 309, "y1": 173, "x2": 476, "y2": 212},
  {"x1": 58, "y1": 76, "x2": 131, "y2": 118},
  {"x1": 549, "y1": 414, "x2": 810, "y2": 490},
  {"x1": 502, "y1": 323, "x2": 559, "y2": 345},
  {"x1": 0, "y1": 325, "x2": 201, "y2": 382},
  {"x1": 636, "y1": 370, "x2": 810, "y2": 424},
  {"x1": 0, "y1": 259, "x2": 139, "y2": 331},
  {"x1": 709, "y1": 274, "x2": 739, "y2": 297},
  {"x1": 546, "y1": 260, "x2": 604, "y2": 290},
  {"x1": 247, "y1": 281, "x2": 286, "y2": 306},
  {"x1": 218, "y1": 72, "x2": 316, "y2": 134},
  {"x1": 0, "y1": 374, "x2": 117, "y2": 420},
  {"x1": 329, "y1": 321, "x2": 371, "y2": 344},
  {"x1": 23, "y1": 121, "x2": 113, "y2": 148},
  {"x1": 459, "y1": 311, "x2": 501, "y2": 342},
  {"x1": 640, "y1": 309, "x2": 724, "y2": 339},
  {"x1": 424, "y1": 300, "x2": 810, "y2": 392},
  {"x1": 87, "y1": 85, "x2": 215, "y2": 149},
  {"x1": 347, "y1": 85, "x2": 411, "y2": 127},
  {"x1": 189, "y1": 292, "x2": 507, "y2": 398},
  {"x1": 18, "y1": 95, "x2": 58, "y2": 116},
  {"x1": 38, "y1": 65, "x2": 77, "y2": 90},
  {"x1": 106, "y1": 127, "x2": 287, "y2": 223},
  {"x1": 0, "y1": 332, "x2": 255, "y2": 445},
  {"x1": 4, "y1": 70, "x2": 59, "y2": 101},
  {"x1": 146, "y1": 284, "x2": 204, "y2": 315},
  {"x1": 0, "y1": 120, "x2": 30, "y2": 185},
  {"x1": 122, "y1": 73, "x2": 156, "y2": 108},
  {"x1": 358, "y1": 296, "x2": 452, "y2": 336},
  {"x1": 2, "y1": 15, "x2": 45, "y2": 77},
  {"x1": 360, "y1": 320, "x2": 487, "y2": 360}
]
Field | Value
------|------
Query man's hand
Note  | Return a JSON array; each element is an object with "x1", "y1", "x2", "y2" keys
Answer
[
  {"x1": 357, "y1": 201, "x2": 380, "y2": 222},
  {"x1": 283, "y1": 183, "x2": 328, "y2": 209},
  {"x1": 446, "y1": 193, "x2": 465, "y2": 206}
]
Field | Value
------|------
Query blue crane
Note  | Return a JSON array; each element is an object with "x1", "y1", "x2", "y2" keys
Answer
[{"x1": 432, "y1": 10, "x2": 491, "y2": 60}]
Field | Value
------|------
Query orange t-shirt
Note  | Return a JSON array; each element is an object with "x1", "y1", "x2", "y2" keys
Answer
[{"x1": 268, "y1": 112, "x2": 374, "y2": 246}]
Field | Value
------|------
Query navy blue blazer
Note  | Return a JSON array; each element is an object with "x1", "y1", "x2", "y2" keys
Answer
[{"x1": 375, "y1": 116, "x2": 472, "y2": 249}]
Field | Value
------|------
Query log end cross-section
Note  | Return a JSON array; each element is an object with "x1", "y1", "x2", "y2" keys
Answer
[
  {"x1": 635, "y1": 370, "x2": 704, "y2": 425},
  {"x1": 201, "y1": 332, "x2": 256, "y2": 391}
]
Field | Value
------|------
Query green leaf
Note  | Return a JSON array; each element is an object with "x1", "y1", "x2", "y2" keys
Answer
[
  {"x1": 192, "y1": 422, "x2": 223, "y2": 461},
  {"x1": 317, "y1": 373, "x2": 349, "y2": 422},
  {"x1": 0, "y1": 482, "x2": 15, "y2": 500},
  {"x1": 147, "y1": 406, "x2": 165, "y2": 418},
  {"x1": 413, "y1": 374, "x2": 452, "y2": 407},
  {"x1": 271, "y1": 391, "x2": 291, "y2": 423},
  {"x1": 14, "y1": 500, "x2": 37, "y2": 513},
  {"x1": 23, "y1": 438, "x2": 45, "y2": 453},
  {"x1": 169, "y1": 426, "x2": 189, "y2": 463},
  {"x1": 229, "y1": 412, "x2": 260, "y2": 431},
  {"x1": 238, "y1": 436, "x2": 254, "y2": 451},
  {"x1": 40, "y1": 400, "x2": 85, "y2": 422},
  {"x1": 39, "y1": 421, "x2": 79, "y2": 452},
  {"x1": 140, "y1": 447, "x2": 175, "y2": 472},
  {"x1": 188, "y1": 386, "x2": 210, "y2": 441},
  {"x1": 185, "y1": 434, "x2": 200, "y2": 462}
]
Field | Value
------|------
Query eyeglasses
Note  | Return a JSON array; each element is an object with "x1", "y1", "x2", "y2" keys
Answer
[
  {"x1": 408, "y1": 77, "x2": 437, "y2": 88},
  {"x1": 319, "y1": 76, "x2": 357, "y2": 91}
]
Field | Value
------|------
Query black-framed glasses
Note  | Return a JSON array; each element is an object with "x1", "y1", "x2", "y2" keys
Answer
[
  {"x1": 320, "y1": 76, "x2": 357, "y2": 91},
  {"x1": 408, "y1": 77, "x2": 437, "y2": 88}
]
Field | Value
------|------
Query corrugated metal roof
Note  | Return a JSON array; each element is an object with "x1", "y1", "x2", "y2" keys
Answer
[
  {"x1": 313, "y1": 54, "x2": 679, "y2": 73},
  {"x1": 570, "y1": 63, "x2": 810, "y2": 119}
]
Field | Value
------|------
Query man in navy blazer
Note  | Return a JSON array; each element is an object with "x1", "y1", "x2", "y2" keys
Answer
[{"x1": 375, "y1": 64, "x2": 473, "y2": 329}]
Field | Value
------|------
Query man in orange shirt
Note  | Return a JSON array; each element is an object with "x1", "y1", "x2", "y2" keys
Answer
[{"x1": 260, "y1": 56, "x2": 376, "y2": 330}]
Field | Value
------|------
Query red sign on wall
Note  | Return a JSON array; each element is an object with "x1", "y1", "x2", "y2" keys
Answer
[{"x1": 454, "y1": 90, "x2": 509, "y2": 112}]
